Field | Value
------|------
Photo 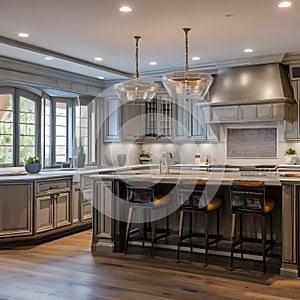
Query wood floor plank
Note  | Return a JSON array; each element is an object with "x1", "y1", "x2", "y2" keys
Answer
[{"x1": 0, "y1": 230, "x2": 299, "y2": 300}]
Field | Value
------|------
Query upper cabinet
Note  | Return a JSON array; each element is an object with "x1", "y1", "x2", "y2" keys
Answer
[
  {"x1": 122, "y1": 101, "x2": 146, "y2": 141},
  {"x1": 145, "y1": 92, "x2": 172, "y2": 140},
  {"x1": 104, "y1": 96, "x2": 121, "y2": 142},
  {"x1": 284, "y1": 80, "x2": 300, "y2": 140},
  {"x1": 173, "y1": 98, "x2": 219, "y2": 141},
  {"x1": 103, "y1": 89, "x2": 219, "y2": 143}
]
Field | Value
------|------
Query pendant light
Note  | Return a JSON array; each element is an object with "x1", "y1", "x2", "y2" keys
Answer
[
  {"x1": 114, "y1": 36, "x2": 159, "y2": 102},
  {"x1": 162, "y1": 28, "x2": 214, "y2": 99}
]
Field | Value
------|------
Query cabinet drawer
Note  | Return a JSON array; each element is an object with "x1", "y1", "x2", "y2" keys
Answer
[{"x1": 36, "y1": 178, "x2": 72, "y2": 196}]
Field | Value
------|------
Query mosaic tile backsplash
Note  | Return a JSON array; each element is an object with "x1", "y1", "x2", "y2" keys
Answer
[{"x1": 227, "y1": 128, "x2": 277, "y2": 158}]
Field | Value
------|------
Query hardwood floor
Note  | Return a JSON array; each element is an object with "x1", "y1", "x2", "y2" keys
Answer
[{"x1": 0, "y1": 230, "x2": 299, "y2": 300}]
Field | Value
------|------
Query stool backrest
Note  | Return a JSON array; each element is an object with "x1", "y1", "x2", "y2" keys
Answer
[
  {"x1": 126, "y1": 181, "x2": 154, "y2": 204},
  {"x1": 177, "y1": 181, "x2": 208, "y2": 209},
  {"x1": 230, "y1": 180, "x2": 265, "y2": 212}
]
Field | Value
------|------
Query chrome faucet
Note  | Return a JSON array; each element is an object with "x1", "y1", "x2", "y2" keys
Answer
[{"x1": 160, "y1": 152, "x2": 173, "y2": 173}]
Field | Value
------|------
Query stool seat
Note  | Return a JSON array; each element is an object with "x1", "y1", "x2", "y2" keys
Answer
[
  {"x1": 264, "y1": 199, "x2": 275, "y2": 213},
  {"x1": 153, "y1": 194, "x2": 171, "y2": 207},
  {"x1": 207, "y1": 197, "x2": 223, "y2": 212}
]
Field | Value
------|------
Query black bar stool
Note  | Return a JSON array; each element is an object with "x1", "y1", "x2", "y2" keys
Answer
[
  {"x1": 124, "y1": 181, "x2": 170, "y2": 256},
  {"x1": 177, "y1": 180, "x2": 223, "y2": 266},
  {"x1": 230, "y1": 180, "x2": 276, "y2": 273}
]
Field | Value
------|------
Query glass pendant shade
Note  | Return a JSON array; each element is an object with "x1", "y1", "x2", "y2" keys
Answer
[
  {"x1": 114, "y1": 78, "x2": 158, "y2": 101},
  {"x1": 114, "y1": 36, "x2": 159, "y2": 102},
  {"x1": 162, "y1": 28, "x2": 214, "y2": 100}
]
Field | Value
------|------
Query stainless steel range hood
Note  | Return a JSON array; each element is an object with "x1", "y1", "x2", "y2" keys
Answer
[
  {"x1": 205, "y1": 63, "x2": 296, "y2": 122},
  {"x1": 209, "y1": 63, "x2": 295, "y2": 105}
]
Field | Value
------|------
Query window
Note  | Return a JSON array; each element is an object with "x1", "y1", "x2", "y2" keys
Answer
[
  {"x1": 0, "y1": 89, "x2": 14, "y2": 165},
  {"x1": 0, "y1": 87, "x2": 39, "y2": 166},
  {"x1": 18, "y1": 90, "x2": 39, "y2": 164},
  {"x1": 0, "y1": 87, "x2": 96, "y2": 168},
  {"x1": 75, "y1": 98, "x2": 97, "y2": 165}
]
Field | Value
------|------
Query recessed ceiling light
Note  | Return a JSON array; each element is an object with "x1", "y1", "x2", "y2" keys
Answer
[
  {"x1": 149, "y1": 61, "x2": 157, "y2": 65},
  {"x1": 119, "y1": 6, "x2": 132, "y2": 12},
  {"x1": 192, "y1": 56, "x2": 201, "y2": 61},
  {"x1": 97, "y1": 76, "x2": 104, "y2": 80},
  {"x1": 94, "y1": 57, "x2": 103, "y2": 61},
  {"x1": 278, "y1": 1, "x2": 292, "y2": 8},
  {"x1": 44, "y1": 56, "x2": 53, "y2": 61},
  {"x1": 18, "y1": 32, "x2": 29, "y2": 38},
  {"x1": 244, "y1": 48, "x2": 253, "y2": 53}
]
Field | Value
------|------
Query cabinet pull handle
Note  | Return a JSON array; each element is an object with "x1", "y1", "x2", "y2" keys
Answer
[{"x1": 50, "y1": 185, "x2": 59, "y2": 190}]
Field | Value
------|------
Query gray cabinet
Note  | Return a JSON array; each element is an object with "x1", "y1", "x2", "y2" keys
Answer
[
  {"x1": 122, "y1": 101, "x2": 146, "y2": 141},
  {"x1": 104, "y1": 96, "x2": 121, "y2": 142},
  {"x1": 92, "y1": 179, "x2": 114, "y2": 253},
  {"x1": 0, "y1": 182, "x2": 33, "y2": 237},
  {"x1": 80, "y1": 173, "x2": 95, "y2": 221},
  {"x1": 35, "y1": 177, "x2": 72, "y2": 233},
  {"x1": 281, "y1": 183, "x2": 300, "y2": 277},
  {"x1": 145, "y1": 93, "x2": 172, "y2": 140},
  {"x1": 284, "y1": 80, "x2": 299, "y2": 140},
  {"x1": 173, "y1": 99, "x2": 217, "y2": 141}
]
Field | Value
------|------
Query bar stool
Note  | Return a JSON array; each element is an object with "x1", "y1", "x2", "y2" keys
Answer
[
  {"x1": 177, "y1": 180, "x2": 223, "y2": 265},
  {"x1": 230, "y1": 180, "x2": 276, "y2": 273},
  {"x1": 124, "y1": 181, "x2": 170, "y2": 256}
]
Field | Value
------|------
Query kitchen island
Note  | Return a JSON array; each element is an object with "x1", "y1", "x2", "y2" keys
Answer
[{"x1": 91, "y1": 167, "x2": 300, "y2": 278}]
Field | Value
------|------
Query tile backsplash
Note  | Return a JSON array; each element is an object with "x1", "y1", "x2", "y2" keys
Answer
[{"x1": 227, "y1": 128, "x2": 277, "y2": 158}]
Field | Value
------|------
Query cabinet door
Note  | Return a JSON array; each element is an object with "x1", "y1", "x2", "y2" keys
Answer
[
  {"x1": 157, "y1": 96, "x2": 172, "y2": 139},
  {"x1": 56, "y1": 192, "x2": 71, "y2": 227},
  {"x1": 36, "y1": 195, "x2": 54, "y2": 233},
  {"x1": 122, "y1": 101, "x2": 146, "y2": 141},
  {"x1": 93, "y1": 180, "x2": 113, "y2": 240},
  {"x1": 172, "y1": 98, "x2": 191, "y2": 140},
  {"x1": 284, "y1": 80, "x2": 299, "y2": 140},
  {"x1": 81, "y1": 189, "x2": 92, "y2": 221},
  {"x1": 0, "y1": 182, "x2": 33, "y2": 237},
  {"x1": 191, "y1": 100, "x2": 206, "y2": 140},
  {"x1": 104, "y1": 97, "x2": 121, "y2": 141}
]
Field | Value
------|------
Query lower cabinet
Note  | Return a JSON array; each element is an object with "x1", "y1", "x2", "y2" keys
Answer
[
  {"x1": 80, "y1": 173, "x2": 94, "y2": 222},
  {"x1": 35, "y1": 177, "x2": 72, "y2": 233},
  {"x1": 0, "y1": 182, "x2": 33, "y2": 237},
  {"x1": 36, "y1": 192, "x2": 71, "y2": 233}
]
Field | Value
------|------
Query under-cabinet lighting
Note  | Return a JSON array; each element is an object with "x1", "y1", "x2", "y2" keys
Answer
[
  {"x1": 94, "y1": 57, "x2": 103, "y2": 61},
  {"x1": 244, "y1": 48, "x2": 253, "y2": 53},
  {"x1": 192, "y1": 56, "x2": 201, "y2": 61},
  {"x1": 149, "y1": 61, "x2": 157, "y2": 65}
]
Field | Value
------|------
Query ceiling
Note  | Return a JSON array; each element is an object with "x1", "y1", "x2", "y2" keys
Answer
[{"x1": 1, "y1": 0, "x2": 300, "y2": 83}]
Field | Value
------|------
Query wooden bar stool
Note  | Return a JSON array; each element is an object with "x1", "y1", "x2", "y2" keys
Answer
[
  {"x1": 177, "y1": 180, "x2": 223, "y2": 266},
  {"x1": 230, "y1": 180, "x2": 276, "y2": 273},
  {"x1": 124, "y1": 181, "x2": 170, "y2": 256}
]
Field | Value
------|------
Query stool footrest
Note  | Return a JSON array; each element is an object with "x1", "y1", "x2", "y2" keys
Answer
[
  {"x1": 232, "y1": 237, "x2": 276, "y2": 250},
  {"x1": 179, "y1": 233, "x2": 222, "y2": 246}
]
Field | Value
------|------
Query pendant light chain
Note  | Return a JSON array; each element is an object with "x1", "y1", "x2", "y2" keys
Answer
[
  {"x1": 134, "y1": 36, "x2": 141, "y2": 80},
  {"x1": 183, "y1": 28, "x2": 191, "y2": 78}
]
